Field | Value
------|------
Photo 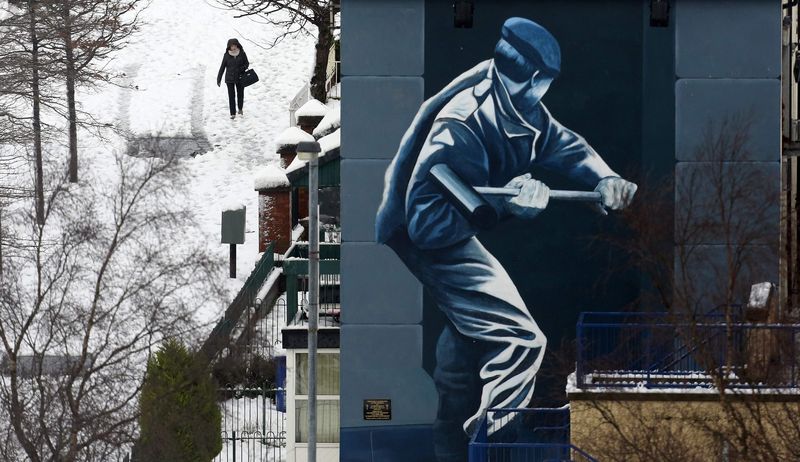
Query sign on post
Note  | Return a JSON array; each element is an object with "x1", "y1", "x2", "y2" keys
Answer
[{"x1": 221, "y1": 205, "x2": 246, "y2": 278}]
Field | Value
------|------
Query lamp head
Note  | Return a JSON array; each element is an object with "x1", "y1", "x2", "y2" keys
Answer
[{"x1": 296, "y1": 141, "x2": 321, "y2": 161}]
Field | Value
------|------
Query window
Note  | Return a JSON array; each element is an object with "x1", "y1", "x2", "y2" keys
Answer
[{"x1": 295, "y1": 352, "x2": 339, "y2": 443}]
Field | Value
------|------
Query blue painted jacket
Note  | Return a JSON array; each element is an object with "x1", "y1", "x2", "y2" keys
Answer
[{"x1": 376, "y1": 60, "x2": 617, "y2": 250}]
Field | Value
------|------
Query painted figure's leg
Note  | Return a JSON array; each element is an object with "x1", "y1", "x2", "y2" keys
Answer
[
  {"x1": 432, "y1": 323, "x2": 481, "y2": 462},
  {"x1": 426, "y1": 238, "x2": 547, "y2": 436},
  {"x1": 387, "y1": 232, "x2": 547, "y2": 437}
]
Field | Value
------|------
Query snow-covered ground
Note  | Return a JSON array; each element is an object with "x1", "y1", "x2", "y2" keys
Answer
[
  {"x1": 217, "y1": 394, "x2": 287, "y2": 462},
  {"x1": 78, "y1": 0, "x2": 317, "y2": 323}
]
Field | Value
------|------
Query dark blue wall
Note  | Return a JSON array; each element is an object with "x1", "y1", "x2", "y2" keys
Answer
[{"x1": 423, "y1": 0, "x2": 658, "y2": 404}]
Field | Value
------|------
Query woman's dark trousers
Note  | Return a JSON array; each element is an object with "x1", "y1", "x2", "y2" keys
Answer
[{"x1": 226, "y1": 82, "x2": 244, "y2": 115}]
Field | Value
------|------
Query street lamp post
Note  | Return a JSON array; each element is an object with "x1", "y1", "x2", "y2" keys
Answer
[{"x1": 297, "y1": 141, "x2": 321, "y2": 462}]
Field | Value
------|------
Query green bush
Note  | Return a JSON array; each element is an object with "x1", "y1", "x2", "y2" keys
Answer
[{"x1": 137, "y1": 339, "x2": 222, "y2": 462}]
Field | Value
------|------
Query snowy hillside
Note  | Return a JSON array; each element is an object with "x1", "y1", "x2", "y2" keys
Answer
[{"x1": 79, "y1": 0, "x2": 316, "y2": 323}]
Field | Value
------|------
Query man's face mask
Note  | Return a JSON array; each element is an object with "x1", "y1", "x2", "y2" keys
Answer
[{"x1": 500, "y1": 70, "x2": 554, "y2": 116}]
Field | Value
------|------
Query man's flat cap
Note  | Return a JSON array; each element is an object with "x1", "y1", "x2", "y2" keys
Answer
[{"x1": 501, "y1": 17, "x2": 561, "y2": 76}]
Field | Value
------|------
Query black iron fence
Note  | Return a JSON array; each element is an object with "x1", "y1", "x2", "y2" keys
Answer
[{"x1": 215, "y1": 385, "x2": 286, "y2": 462}]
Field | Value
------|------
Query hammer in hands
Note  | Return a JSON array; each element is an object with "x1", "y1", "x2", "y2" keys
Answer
[{"x1": 428, "y1": 163, "x2": 603, "y2": 229}]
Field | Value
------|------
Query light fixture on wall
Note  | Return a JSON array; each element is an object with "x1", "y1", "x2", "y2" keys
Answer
[
  {"x1": 454, "y1": 0, "x2": 474, "y2": 29},
  {"x1": 650, "y1": 0, "x2": 670, "y2": 27}
]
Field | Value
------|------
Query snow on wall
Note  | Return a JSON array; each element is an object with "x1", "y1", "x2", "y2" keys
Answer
[
  {"x1": 276, "y1": 126, "x2": 315, "y2": 149},
  {"x1": 748, "y1": 282, "x2": 774, "y2": 309},
  {"x1": 295, "y1": 98, "x2": 329, "y2": 118},
  {"x1": 221, "y1": 200, "x2": 246, "y2": 212},
  {"x1": 254, "y1": 165, "x2": 290, "y2": 190}
]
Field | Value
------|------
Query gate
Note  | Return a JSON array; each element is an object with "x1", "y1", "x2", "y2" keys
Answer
[{"x1": 215, "y1": 385, "x2": 286, "y2": 462}]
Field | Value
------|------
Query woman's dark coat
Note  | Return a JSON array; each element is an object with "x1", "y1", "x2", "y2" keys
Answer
[{"x1": 217, "y1": 51, "x2": 249, "y2": 85}]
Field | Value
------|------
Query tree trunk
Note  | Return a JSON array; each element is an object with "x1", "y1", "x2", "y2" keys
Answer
[
  {"x1": 0, "y1": 207, "x2": 3, "y2": 278},
  {"x1": 310, "y1": 17, "x2": 333, "y2": 103},
  {"x1": 64, "y1": 6, "x2": 78, "y2": 183},
  {"x1": 29, "y1": 1, "x2": 44, "y2": 226}
]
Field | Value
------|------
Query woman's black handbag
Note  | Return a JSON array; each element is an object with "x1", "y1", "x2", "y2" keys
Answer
[{"x1": 240, "y1": 68, "x2": 259, "y2": 87}]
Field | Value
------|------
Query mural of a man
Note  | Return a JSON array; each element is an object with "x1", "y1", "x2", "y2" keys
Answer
[{"x1": 375, "y1": 17, "x2": 637, "y2": 461}]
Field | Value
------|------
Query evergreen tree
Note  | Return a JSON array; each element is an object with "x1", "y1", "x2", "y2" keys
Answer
[{"x1": 138, "y1": 340, "x2": 222, "y2": 462}]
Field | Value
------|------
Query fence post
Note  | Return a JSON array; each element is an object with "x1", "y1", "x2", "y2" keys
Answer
[
  {"x1": 286, "y1": 275, "x2": 298, "y2": 322},
  {"x1": 232, "y1": 430, "x2": 236, "y2": 462},
  {"x1": 262, "y1": 384, "x2": 267, "y2": 437},
  {"x1": 576, "y1": 318, "x2": 584, "y2": 388},
  {"x1": 794, "y1": 328, "x2": 798, "y2": 388}
]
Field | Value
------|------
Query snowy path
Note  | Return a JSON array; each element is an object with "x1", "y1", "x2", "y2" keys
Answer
[{"x1": 78, "y1": 0, "x2": 316, "y2": 323}]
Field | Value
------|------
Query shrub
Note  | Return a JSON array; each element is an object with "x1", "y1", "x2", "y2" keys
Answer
[{"x1": 137, "y1": 339, "x2": 222, "y2": 462}]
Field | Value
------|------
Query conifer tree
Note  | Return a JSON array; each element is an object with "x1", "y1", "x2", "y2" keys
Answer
[{"x1": 138, "y1": 340, "x2": 222, "y2": 462}]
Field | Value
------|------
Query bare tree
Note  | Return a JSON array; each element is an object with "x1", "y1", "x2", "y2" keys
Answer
[
  {"x1": 215, "y1": 0, "x2": 338, "y2": 102},
  {"x1": 0, "y1": 141, "x2": 223, "y2": 461},
  {"x1": 39, "y1": 0, "x2": 143, "y2": 183},
  {"x1": 570, "y1": 115, "x2": 799, "y2": 461},
  {"x1": 0, "y1": 0, "x2": 65, "y2": 226}
]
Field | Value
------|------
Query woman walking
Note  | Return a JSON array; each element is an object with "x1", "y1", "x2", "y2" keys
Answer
[{"x1": 216, "y1": 38, "x2": 249, "y2": 119}]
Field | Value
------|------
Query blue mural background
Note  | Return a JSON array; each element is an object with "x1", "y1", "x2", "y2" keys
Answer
[
  {"x1": 333, "y1": 0, "x2": 777, "y2": 460},
  {"x1": 421, "y1": 0, "x2": 673, "y2": 406}
]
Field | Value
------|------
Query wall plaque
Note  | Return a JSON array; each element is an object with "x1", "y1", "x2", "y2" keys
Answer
[{"x1": 363, "y1": 399, "x2": 392, "y2": 420}]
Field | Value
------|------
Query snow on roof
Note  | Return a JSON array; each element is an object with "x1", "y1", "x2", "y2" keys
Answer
[
  {"x1": 253, "y1": 165, "x2": 290, "y2": 190},
  {"x1": 295, "y1": 99, "x2": 329, "y2": 118},
  {"x1": 221, "y1": 200, "x2": 245, "y2": 212},
  {"x1": 312, "y1": 105, "x2": 341, "y2": 138},
  {"x1": 276, "y1": 126, "x2": 315, "y2": 148},
  {"x1": 285, "y1": 128, "x2": 340, "y2": 175},
  {"x1": 286, "y1": 155, "x2": 307, "y2": 174},
  {"x1": 319, "y1": 128, "x2": 341, "y2": 154}
]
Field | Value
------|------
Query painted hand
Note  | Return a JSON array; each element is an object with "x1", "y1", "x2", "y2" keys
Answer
[
  {"x1": 504, "y1": 173, "x2": 550, "y2": 219},
  {"x1": 594, "y1": 177, "x2": 637, "y2": 215}
]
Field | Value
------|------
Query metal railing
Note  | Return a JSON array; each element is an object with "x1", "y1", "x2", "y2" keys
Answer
[
  {"x1": 289, "y1": 83, "x2": 311, "y2": 126},
  {"x1": 200, "y1": 244, "x2": 277, "y2": 365},
  {"x1": 576, "y1": 312, "x2": 800, "y2": 390},
  {"x1": 284, "y1": 242, "x2": 340, "y2": 328},
  {"x1": 215, "y1": 384, "x2": 286, "y2": 462},
  {"x1": 468, "y1": 408, "x2": 597, "y2": 462},
  {"x1": 325, "y1": 60, "x2": 341, "y2": 99}
]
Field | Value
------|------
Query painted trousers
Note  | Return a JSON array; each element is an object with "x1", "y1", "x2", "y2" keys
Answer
[{"x1": 386, "y1": 231, "x2": 547, "y2": 461}]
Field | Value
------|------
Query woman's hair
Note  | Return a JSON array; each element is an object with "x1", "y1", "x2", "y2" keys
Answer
[{"x1": 225, "y1": 38, "x2": 244, "y2": 53}]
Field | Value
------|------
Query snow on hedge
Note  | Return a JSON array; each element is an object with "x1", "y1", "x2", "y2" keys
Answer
[
  {"x1": 295, "y1": 98, "x2": 329, "y2": 118},
  {"x1": 253, "y1": 165, "x2": 290, "y2": 190},
  {"x1": 276, "y1": 126, "x2": 315, "y2": 150},
  {"x1": 312, "y1": 105, "x2": 340, "y2": 138}
]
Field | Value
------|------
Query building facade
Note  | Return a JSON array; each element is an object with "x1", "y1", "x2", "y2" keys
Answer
[{"x1": 339, "y1": 1, "x2": 782, "y2": 460}]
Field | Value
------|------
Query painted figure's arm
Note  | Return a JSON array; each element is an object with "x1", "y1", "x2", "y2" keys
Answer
[
  {"x1": 534, "y1": 103, "x2": 618, "y2": 186},
  {"x1": 535, "y1": 104, "x2": 636, "y2": 210},
  {"x1": 405, "y1": 120, "x2": 496, "y2": 250}
]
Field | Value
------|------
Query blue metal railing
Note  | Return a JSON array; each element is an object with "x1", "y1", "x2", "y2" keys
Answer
[
  {"x1": 576, "y1": 312, "x2": 800, "y2": 390},
  {"x1": 468, "y1": 408, "x2": 597, "y2": 462}
]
